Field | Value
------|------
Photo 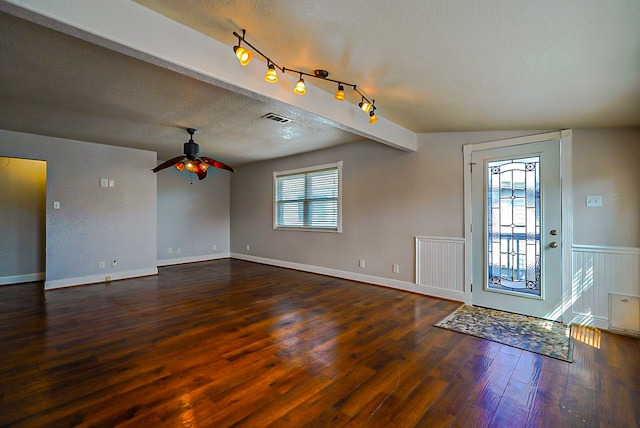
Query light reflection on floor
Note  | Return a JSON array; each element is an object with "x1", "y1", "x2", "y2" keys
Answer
[{"x1": 571, "y1": 324, "x2": 601, "y2": 349}]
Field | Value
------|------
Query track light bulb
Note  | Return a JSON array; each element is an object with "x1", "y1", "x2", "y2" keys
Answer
[
  {"x1": 334, "y1": 84, "x2": 345, "y2": 101},
  {"x1": 294, "y1": 76, "x2": 306, "y2": 95},
  {"x1": 233, "y1": 46, "x2": 252, "y2": 66},
  {"x1": 359, "y1": 100, "x2": 373, "y2": 114},
  {"x1": 369, "y1": 110, "x2": 378, "y2": 124},
  {"x1": 264, "y1": 64, "x2": 278, "y2": 82}
]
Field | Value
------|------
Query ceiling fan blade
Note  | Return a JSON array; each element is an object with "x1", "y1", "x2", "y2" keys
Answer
[
  {"x1": 201, "y1": 157, "x2": 235, "y2": 173},
  {"x1": 195, "y1": 168, "x2": 207, "y2": 180},
  {"x1": 152, "y1": 156, "x2": 185, "y2": 172}
]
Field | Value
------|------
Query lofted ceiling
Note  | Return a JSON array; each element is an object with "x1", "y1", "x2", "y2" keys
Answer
[{"x1": 1, "y1": 0, "x2": 639, "y2": 166}]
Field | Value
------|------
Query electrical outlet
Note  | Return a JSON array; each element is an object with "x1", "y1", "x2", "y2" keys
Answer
[
  {"x1": 111, "y1": 260, "x2": 117, "y2": 267},
  {"x1": 359, "y1": 259, "x2": 365, "y2": 268},
  {"x1": 212, "y1": 244, "x2": 217, "y2": 251},
  {"x1": 246, "y1": 244, "x2": 250, "y2": 251},
  {"x1": 168, "y1": 247, "x2": 173, "y2": 254},
  {"x1": 393, "y1": 264, "x2": 400, "y2": 274},
  {"x1": 177, "y1": 248, "x2": 181, "y2": 254},
  {"x1": 99, "y1": 261, "x2": 105, "y2": 269},
  {"x1": 53, "y1": 201, "x2": 61, "y2": 210},
  {"x1": 105, "y1": 276, "x2": 112, "y2": 281},
  {"x1": 586, "y1": 195, "x2": 602, "y2": 207}
]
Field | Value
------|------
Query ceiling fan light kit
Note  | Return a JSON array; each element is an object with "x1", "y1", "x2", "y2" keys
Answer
[
  {"x1": 232, "y1": 29, "x2": 378, "y2": 124},
  {"x1": 152, "y1": 128, "x2": 235, "y2": 181}
]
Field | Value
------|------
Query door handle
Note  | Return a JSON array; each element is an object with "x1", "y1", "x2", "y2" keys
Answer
[{"x1": 549, "y1": 242, "x2": 559, "y2": 248}]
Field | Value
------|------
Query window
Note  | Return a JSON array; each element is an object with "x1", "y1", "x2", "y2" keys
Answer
[{"x1": 274, "y1": 161, "x2": 342, "y2": 232}]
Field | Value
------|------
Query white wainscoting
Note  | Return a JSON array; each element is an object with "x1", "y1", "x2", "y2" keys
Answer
[
  {"x1": 415, "y1": 236, "x2": 465, "y2": 301},
  {"x1": 571, "y1": 245, "x2": 640, "y2": 329}
]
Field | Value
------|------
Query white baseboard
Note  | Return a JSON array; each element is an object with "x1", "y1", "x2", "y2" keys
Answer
[
  {"x1": 231, "y1": 253, "x2": 465, "y2": 302},
  {"x1": 157, "y1": 252, "x2": 230, "y2": 267},
  {"x1": 571, "y1": 313, "x2": 609, "y2": 330},
  {"x1": 44, "y1": 267, "x2": 158, "y2": 290},
  {"x1": 0, "y1": 272, "x2": 45, "y2": 285}
]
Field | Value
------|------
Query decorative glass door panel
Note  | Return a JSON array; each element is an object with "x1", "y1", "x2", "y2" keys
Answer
[
  {"x1": 486, "y1": 156, "x2": 541, "y2": 298},
  {"x1": 471, "y1": 139, "x2": 562, "y2": 320}
]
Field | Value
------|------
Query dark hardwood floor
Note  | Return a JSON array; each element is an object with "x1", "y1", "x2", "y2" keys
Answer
[{"x1": 1, "y1": 259, "x2": 638, "y2": 427}]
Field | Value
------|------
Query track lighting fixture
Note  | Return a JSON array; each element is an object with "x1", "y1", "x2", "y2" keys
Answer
[
  {"x1": 265, "y1": 63, "x2": 278, "y2": 83},
  {"x1": 359, "y1": 98, "x2": 373, "y2": 114},
  {"x1": 234, "y1": 46, "x2": 252, "y2": 66},
  {"x1": 233, "y1": 29, "x2": 252, "y2": 66},
  {"x1": 231, "y1": 29, "x2": 379, "y2": 124},
  {"x1": 294, "y1": 74, "x2": 306, "y2": 95},
  {"x1": 334, "y1": 84, "x2": 345, "y2": 101},
  {"x1": 369, "y1": 109, "x2": 378, "y2": 124}
]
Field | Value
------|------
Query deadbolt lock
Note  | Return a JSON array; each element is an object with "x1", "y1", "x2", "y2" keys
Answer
[{"x1": 550, "y1": 229, "x2": 558, "y2": 236}]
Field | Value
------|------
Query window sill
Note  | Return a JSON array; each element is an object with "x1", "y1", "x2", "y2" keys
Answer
[{"x1": 273, "y1": 226, "x2": 342, "y2": 233}]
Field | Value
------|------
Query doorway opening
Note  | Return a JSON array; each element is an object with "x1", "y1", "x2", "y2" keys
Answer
[{"x1": 0, "y1": 157, "x2": 47, "y2": 286}]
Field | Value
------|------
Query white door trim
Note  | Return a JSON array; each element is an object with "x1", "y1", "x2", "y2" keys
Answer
[{"x1": 463, "y1": 130, "x2": 573, "y2": 323}]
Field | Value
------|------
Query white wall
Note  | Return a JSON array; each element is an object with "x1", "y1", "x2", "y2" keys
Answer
[
  {"x1": 157, "y1": 164, "x2": 230, "y2": 265},
  {"x1": 0, "y1": 129, "x2": 158, "y2": 289},
  {"x1": 0, "y1": 156, "x2": 46, "y2": 283}
]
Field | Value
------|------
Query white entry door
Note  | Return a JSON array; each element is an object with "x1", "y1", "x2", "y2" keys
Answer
[{"x1": 471, "y1": 139, "x2": 562, "y2": 320}]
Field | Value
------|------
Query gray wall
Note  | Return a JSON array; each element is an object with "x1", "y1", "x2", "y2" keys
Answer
[
  {"x1": 231, "y1": 128, "x2": 640, "y2": 283},
  {"x1": 0, "y1": 157, "x2": 46, "y2": 280},
  {"x1": 2, "y1": 127, "x2": 637, "y2": 289},
  {"x1": 157, "y1": 164, "x2": 230, "y2": 262},
  {"x1": 0, "y1": 129, "x2": 158, "y2": 288},
  {"x1": 572, "y1": 128, "x2": 640, "y2": 247}
]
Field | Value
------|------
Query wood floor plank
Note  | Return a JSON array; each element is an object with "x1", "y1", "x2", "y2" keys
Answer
[{"x1": 0, "y1": 259, "x2": 638, "y2": 427}]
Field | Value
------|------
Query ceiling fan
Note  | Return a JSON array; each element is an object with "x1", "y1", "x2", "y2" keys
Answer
[{"x1": 152, "y1": 128, "x2": 235, "y2": 180}]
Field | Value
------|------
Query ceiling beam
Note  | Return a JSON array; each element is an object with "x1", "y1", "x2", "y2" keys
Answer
[{"x1": 2, "y1": 0, "x2": 417, "y2": 152}]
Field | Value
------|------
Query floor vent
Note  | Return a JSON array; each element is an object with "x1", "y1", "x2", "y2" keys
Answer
[
  {"x1": 262, "y1": 112, "x2": 292, "y2": 124},
  {"x1": 609, "y1": 293, "x2": 640, "y2": 335}
]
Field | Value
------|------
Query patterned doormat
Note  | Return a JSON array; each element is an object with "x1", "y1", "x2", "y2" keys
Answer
[{"x1": 435, "y1": 305, "x2": 573, "y2": 362}]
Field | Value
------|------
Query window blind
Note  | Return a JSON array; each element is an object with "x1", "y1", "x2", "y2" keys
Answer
[{"x1": 274, "y1": 162, "x2": 342, "y2": 231}]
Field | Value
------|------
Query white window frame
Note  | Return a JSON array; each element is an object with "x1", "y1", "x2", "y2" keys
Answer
[{"x1": 273, "y1": 161, "x2": 343, "y2": 232}]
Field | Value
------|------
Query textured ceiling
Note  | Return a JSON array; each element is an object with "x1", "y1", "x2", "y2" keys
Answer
[
  {"x1": 0, "y1": 10, "x2": 363, "y2": 165},
  {"x1": 1, "y1": 0, "x2": 639, "y2": 166},
  {"x1": 133, "y1": 0, "x2": 640, "y2": 131}
]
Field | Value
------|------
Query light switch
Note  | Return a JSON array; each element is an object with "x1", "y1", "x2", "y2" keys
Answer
[
  {"x1": 100, "y1": 178, "x2": 109, "y2": 188},
  {"x1": 53, "y1": 201, "x2": 60, "y2": 209},
  {"x1": 586, "y1": 195, "x2": 602, "y2": 207},
  {"x1": 108, "y1": 179, "x2": 115, "y2": 188}
]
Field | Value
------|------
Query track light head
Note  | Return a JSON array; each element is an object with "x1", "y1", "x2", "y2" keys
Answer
[
  {"x1": 334, "y1": 84, "x2": 345, "y2": 101},
  {"x1": 233, "y1": 45, "x2": 252, "y2": 66},
  {"x1": 369, "y1": 109, "x2": 378, "y2": 124},
  {"x1": 359, "y1": 99, "x2": 373, "y2": 114},
  {"x1": 294, "y1": 75, "x2": 306, "y2": 95},
  {"x1": 264, "y1": 63, "x2": 278, "y2": 82}
]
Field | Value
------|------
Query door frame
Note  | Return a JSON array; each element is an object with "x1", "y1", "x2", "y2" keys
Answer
[{"x1": 463, "y1": 130, "x2": 573, "y2": 324}]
